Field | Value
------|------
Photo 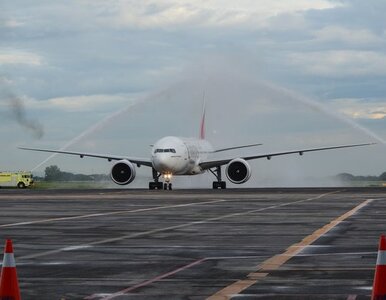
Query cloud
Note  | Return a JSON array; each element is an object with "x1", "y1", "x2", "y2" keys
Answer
[
  {"x1": 313, "y1": 26, "x2": 383, "y2": 44},
  {"x1": 2, "y1": 0, "x2": 386, "y2": 177},
  {"x1": 89, "y1": 0, "x2": 342, "y2": 29},
  {"x1": 0, "y1": 50, "x2": 43, "y2": 66},
  {"x1": 329, "y1": 98, "x2": 386, "y2": 120},
  {"x1": 0, "y1": 76, "x2": 14, "y2": 85},
  {"x1": 23, "y1": 94, "x2": 138, "y2": 113},
  {"x1": 2, "y1": 19, "x2": 25, "y2": 28},
  {"x1": 288, "y1": 50, "x2": 386, "y2": 77}
]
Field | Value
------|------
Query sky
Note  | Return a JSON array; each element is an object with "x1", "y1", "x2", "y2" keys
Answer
[{"x1": 1, "y1": 0, "x2": 386, "y2": 187}]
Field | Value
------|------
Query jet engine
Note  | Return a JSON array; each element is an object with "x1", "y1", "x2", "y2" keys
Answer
[
  {"x1": 225, "y1": 158, "x2": 251, "y2": 184},
  {"x1": 110, "y1": 160, "x2": 136, "y2": 185}
]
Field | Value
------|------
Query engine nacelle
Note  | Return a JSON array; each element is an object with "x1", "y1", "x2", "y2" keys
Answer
[
  {"x1": 110, "y1": 160, "x2": 136, "y2": 185},
  {"x1": 226, "y1": 158, "x2": 251, "y2": 184}
]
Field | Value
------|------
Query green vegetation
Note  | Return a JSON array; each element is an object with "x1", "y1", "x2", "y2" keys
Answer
[
  {"x1": 33, "y1": 180, "x2": 111, "y2": 189},
  {"x1": 335, "y1": 172, "x2": 386, "y2": 187},
  {"x1": 31, "y1": 165, "x2": 110, "y2": 189},
  {"x1": 42, "y1": 165, "x2": 109, "y2": 182}
]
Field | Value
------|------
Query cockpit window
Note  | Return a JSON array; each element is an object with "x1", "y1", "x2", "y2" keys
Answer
[
  {"x1": 154, "y1": 148, "x2": 176, "y2": 153},
  {"x1": 164, "y1": 149, "x2": 176, "y2": 153}
]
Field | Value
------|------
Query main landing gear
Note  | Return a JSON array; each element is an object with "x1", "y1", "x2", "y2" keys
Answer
[
  {"x1": 209, "y1": 166, "x2": 226, "y2": 189},
  {"x1": 149, "y1": 168, "x2": 163, "y2": 190},
  {"x1": 149, "y1": 181, "x2": 163, "y2": 190},
  {"x1": 149, "y1": 168, "x2": 172, "y2": 190}
]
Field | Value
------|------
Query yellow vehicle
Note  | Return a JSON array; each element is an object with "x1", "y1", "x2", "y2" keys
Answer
[{"x1": 0, "y1": 172, "x2": 34, "y2": 188}]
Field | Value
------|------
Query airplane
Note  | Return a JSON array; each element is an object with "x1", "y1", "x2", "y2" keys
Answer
[{"x1": 19, "y1": 107, "x2": 374, "y2": 190}]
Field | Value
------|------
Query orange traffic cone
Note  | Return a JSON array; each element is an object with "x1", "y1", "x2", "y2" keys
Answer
[
  {"x1": 372, "y1": 235, "x2": 386, "y2": 300},
  {"x1": 0, "y1": 239, "x2": 21, "y2": 300}
]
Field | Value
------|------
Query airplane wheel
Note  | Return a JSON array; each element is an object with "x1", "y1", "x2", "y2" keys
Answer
[
  {"x1": 213, "y1": 181, "x2": 226, "y2": 189},
  {"x1": 149, "y1": 182, "x2": 154, "y2": 190},
  {"x1": 163, "y1": 183, "x2": 168, "y2": 190},
  {"x1": 168, "y1": 183, "x2": 172, "y2": 190},
  {"x1": 157, "y1": 182, "x2": 163, "y2": 189}
]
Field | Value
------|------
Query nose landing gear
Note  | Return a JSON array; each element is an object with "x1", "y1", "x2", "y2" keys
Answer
[
  {"x1": 163, "y1": 183, "x2": 172, "y2": 190},
  {"x1": 163, "y1": 173, "x2": 173, "y2": 190},
  {"x1": 149, "y1": 169, "x2": 173, "y2": 190}
]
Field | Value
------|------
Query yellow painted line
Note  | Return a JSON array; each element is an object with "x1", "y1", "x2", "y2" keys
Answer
[{"x1": 207, "y1": 198, "x2": 373, "y2": 300}]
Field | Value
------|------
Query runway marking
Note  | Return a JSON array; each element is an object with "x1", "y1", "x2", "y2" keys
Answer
[
  {"x1": 347, "y1": 295, "x2": 357, "y2": 300},
  {"x1": 19, "y1": 191, "x2": 338, "y2": 261},
  {"x1": 0, "y1": 199, "x2": 225, "y2": 228},
  {"x1": 81, "y1": 191, "x2": 339, "y2": 299},
  {"x1": 292, "y1": 251, "x2": 376, "y2": 257},
  {"x1": 85, "y1": 258, "x2": 207, "y2": 300},
  {"x1": 207, "y1": 198, "x2": 373, "y2": 300}
]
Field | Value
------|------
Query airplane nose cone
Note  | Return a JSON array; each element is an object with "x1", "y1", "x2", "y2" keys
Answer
[{"x1": 154, "y1": 155, "x2": 174, "y2": 172}]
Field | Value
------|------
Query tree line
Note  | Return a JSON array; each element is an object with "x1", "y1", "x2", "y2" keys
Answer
[
  {"x1": 43, "y1": 165, "x2": 109, "y2": 181},
  {"x1": 336, "y1": 172, "x2": 386, "y2": 182},
  {"x1": 39, "y1": 165, "x2": 386, "y2": 182}
]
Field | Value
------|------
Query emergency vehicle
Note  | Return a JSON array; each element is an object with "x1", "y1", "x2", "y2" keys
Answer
[{"x1": 0, "y1": 171, "x2": 34, "y2": 188}]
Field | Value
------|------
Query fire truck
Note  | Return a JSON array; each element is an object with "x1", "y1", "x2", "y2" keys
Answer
[{"x1": 0, "y1": 171, "x2": 34, "y2": 188}]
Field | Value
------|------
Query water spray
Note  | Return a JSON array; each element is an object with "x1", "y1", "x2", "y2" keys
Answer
[
  {"x1": 262, "y1": 81, "x2": 386, "y2": 145},
  {"x1": 31, "y1": 98, "x2": 140, "y2": 171},
  {"x1": 30, "y1": 87, "x2": 175, "y2": 171}
]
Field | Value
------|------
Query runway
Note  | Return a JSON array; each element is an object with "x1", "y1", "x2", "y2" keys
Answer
[{"x1": 0, "y1": 188, "x2": 385, "y2": 299}]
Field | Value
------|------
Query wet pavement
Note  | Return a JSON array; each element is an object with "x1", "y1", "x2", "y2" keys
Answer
[{"x1": 0, "y1": 188, "x2": 384, "y2": 299}]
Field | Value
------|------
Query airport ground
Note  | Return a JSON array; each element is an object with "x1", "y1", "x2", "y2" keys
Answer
[{"x1": 0, "y1": 187, "x2": 385, "y2": 299}]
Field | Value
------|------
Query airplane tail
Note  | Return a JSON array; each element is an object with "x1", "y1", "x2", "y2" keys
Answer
[{"x1": 200, "y1": 92, "x2": 206, "y2": 140}]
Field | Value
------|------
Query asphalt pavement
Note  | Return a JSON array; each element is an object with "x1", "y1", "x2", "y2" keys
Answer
[{"x1": 0, "y1": 187, "x2": 384, "y2": 299}]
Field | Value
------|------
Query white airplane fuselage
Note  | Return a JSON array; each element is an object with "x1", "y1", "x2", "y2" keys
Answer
[{"x1": 151, "y1": 136, "x2": 213, "y2": 176}]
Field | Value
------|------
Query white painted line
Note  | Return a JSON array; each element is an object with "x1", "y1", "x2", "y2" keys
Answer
[
  {"x1": 82, "y1": 191, "x2": 340, "y2": 299},
  {"x1": 355, "y1": 286, "x2": 372, "y2": 291},
  {"x1": 19, "y1": 193, "x2": 338, "y2": 261},
  {"x1": 86, "y1": 258, "x2": 207, "y2": 300},
  {"x1": 62, "y1": 245, "x2": 92, "y2": 251},
  {"x1": 0, "y1": 199, "x2": 226, "y2": 228},
  {"x1": 293, "y1": 251, "x2": 376, "y2": 257}
]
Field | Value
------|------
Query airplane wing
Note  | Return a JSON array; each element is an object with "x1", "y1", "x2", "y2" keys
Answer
[
  {"x1": 213, "y1": 143, "x2": 263, "y2": 153},
  {"x1": 199, "y1": 142, "x2": 375, "y2": 170},
  {"x1": 18, "y1": 147, "x2": 153, "y2": 167}
]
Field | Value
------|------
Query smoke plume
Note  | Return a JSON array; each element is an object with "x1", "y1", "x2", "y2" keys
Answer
[
  {"x1": 8, "y1": 95, "x2": 44, "y2": 139},
  {"x1": 1, "y1": 76, "x2": 44, "y2": 139}
]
